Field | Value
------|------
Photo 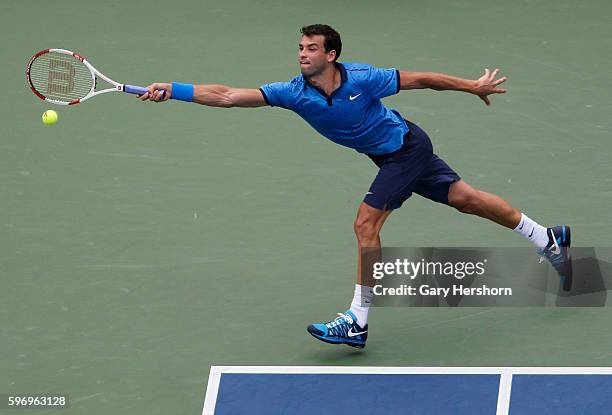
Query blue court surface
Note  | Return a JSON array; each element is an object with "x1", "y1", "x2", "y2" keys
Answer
[{"x1": 202, "y1": 366, "x2": 612, "y2": 414}]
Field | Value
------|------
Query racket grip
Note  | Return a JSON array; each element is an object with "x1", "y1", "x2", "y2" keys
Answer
[{"x1": 124, "y1": 84, "x2": 166, "y2": 99}]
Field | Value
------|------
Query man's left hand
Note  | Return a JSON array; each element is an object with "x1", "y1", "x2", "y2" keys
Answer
[{"x1": 473, "y1": 68, "x2": 507, "y2": 106}]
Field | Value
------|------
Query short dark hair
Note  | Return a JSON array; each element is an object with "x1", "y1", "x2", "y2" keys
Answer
[{"x1": 300, "y1": 24, "x2": 342, "y2": 61}]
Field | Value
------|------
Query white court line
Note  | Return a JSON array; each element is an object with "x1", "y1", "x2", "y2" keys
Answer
[
  {"x1": 208, "y1": 366, "x2": 612, "y2": 375},
  {"x1": 496, "y1": 370, "x2": 513, "y2": 415},
  {"x1": 202, "y1": 366, "x2": 612, "y2": 415},
  {"x1": 202, "y1": 366, "x2": 222, "y2": 415}
]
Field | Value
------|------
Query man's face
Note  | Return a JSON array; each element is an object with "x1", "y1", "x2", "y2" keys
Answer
[{"x1": 298, "y1": 35, "x2": 335, "y2": 77}]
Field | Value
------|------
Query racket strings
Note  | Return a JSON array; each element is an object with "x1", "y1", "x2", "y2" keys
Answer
[{"x1": 28, "y1": 52, "x2": 93, "y2": 102}]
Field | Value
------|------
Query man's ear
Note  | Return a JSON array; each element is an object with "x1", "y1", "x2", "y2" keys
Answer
[{"x1": 327, "y1": 50, "x2": 337, "y2": 63}]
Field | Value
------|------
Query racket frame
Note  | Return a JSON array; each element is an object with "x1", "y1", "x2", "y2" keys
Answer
[{"x1": 27, "y1": 48, "x2": 146, "y2": 105}]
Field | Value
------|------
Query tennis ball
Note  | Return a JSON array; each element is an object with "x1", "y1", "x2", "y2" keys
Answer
[{"x1": 42, "y1": 110, "x2": 58, "y2": 125}]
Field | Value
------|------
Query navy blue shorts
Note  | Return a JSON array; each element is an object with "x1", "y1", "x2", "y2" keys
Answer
[{"x1": 364, "y1": 120, "x2": 461, "y2": 211}]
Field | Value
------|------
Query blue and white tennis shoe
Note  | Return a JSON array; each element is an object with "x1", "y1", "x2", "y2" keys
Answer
[
  {"x1": 307, "y1": 310, "x2": 368, "y2": 348},
  {"x1": 538, "y1": 225, "x2": 572, "y2": 291}
]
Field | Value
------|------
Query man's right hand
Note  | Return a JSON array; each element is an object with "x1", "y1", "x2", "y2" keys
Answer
[{"x1": 139, "y1": 83, "x2": 172, "y2": 102}]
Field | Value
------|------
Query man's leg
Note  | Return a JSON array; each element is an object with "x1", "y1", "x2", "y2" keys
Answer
[
  {"x1": 447, "y1": 180, "x2": 521, "y2": 229},
  {"x1": 306, "y1": 202, "x2": 392, "y2": 348},
  {"x1": 350, "y1": 202, "x2": 392, "y2": 326},
  {"x1": 446, "y1": 179, "x2": 573, "y2": 290},
  {"x1": 447, "y1": 180, "x2": 552, "y2": 247},
  {"x1": 354, "y1": 202, "x2": 393, "y2": 284}
]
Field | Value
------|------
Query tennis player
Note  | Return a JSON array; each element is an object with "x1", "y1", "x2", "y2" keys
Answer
[{"x1": 140, "y1": 24, "x2": 571, "y2": 348}]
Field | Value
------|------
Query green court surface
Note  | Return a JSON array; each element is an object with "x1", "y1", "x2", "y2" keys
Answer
[{"x1": 2, "y1": 0, "x2": 612, "y2": 413}]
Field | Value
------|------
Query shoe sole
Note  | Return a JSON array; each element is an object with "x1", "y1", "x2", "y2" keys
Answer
[
  {"x1": 307, "y1": 330, "x2": 366, "y2": 349},
  {"x1": 560, "y1": 226, "x2": 572, "y2": 292},
  {"x1": 563, "y1": 226, "x2": 571, "y2": 247}
]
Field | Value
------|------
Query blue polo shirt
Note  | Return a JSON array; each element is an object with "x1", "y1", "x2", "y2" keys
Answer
[{"x1": 259, "y1": 62, "x2": 409, "y2": 155}]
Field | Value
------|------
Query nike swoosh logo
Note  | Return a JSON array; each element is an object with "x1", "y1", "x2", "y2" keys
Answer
[
  {"x1": 347, "y1": 328, "x2": 367, "y2": 337},
  {"x1": 366, "y1": 191, "x2": 374, "y2": 195},
  {"x1": 519, "y1": 223, "x2": 524, "y2": 230},
  {"x1": 549, "y1": 230, "x2": 561, "y2": 254},
  {"x1": 528, "y1": 229, "x2": 534, "y2": 238},
  {"x1": 349, "y1": 93, "x2": 361, "y2": 101}
]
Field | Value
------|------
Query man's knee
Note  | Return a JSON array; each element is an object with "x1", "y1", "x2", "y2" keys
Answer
[
  {"x1": 449, "y1": 188, "x2": 482, "y2": 214},
  {"x1": 354, "y1": 215, "x2": 380, "y2": 242}
]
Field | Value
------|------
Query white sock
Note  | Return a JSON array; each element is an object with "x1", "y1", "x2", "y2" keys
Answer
[
  {"x1": 514, "y1": 213, "x2": 549, "y2": 248},
  {"x1": 349, "y1": 284, "x2": 373, "y2": 327}
]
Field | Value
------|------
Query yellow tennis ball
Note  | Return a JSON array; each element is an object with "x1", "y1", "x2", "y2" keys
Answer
[{"x1": 42, "y1": 110, "x2": 58, "y2": 125}]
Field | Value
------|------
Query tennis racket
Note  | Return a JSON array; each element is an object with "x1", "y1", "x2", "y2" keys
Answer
[{"x1": 26, "y1": 48, "x2": 165, "y2": 105}]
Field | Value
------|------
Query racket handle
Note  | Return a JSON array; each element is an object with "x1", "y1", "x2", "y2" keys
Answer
[{"x1": 124, "y1": 84, "x2": 166, "y2": 99}]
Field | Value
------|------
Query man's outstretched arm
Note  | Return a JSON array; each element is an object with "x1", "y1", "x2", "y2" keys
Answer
[
  {"x1": 139, "y1": 83, "x2": 268, "y2": 108},
  {"x1": 399, "y1": 68, "x2": 507, "y2": 106}
]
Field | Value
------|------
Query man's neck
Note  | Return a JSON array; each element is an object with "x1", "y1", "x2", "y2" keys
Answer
[{"x1": 306, "y1": 63, "x2": 341, "y2": 97}]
